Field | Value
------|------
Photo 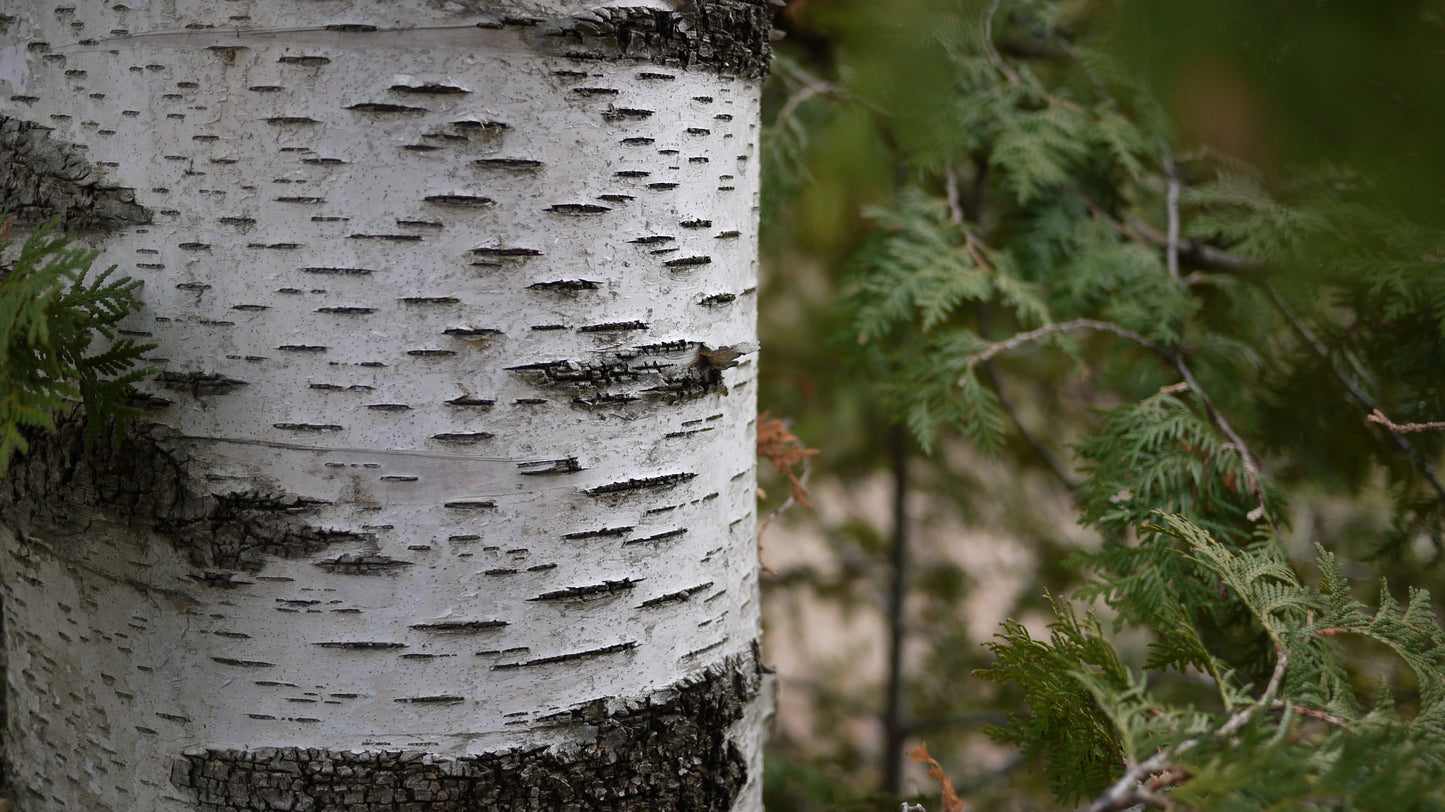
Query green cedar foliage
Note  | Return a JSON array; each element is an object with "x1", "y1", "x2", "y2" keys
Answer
[
  {"x1": 771, "y1": 0, "x2": 1445, "y2": 808},
  {"x1": 0, "y1": 219, "x2": 153, "y2": 469},
  {"x1": 982, "y1": 514, "x2": 1445, "y2": 810}
]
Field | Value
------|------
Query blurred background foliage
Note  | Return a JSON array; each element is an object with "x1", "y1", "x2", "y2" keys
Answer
[{"x1": 754, "y1": 1, "x2": 1445, "y2": 809}]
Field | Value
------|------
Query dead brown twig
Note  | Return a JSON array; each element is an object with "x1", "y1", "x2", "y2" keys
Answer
[
  {"x1": 756, "y1": 413, "x2": 819, "y2": 574},
  {"x1": 1367, "y1": 409, "x2": 1445, "y2": 434},
  {"x1": 908, "y1": 742, "x2": 965, "y2": 812}
]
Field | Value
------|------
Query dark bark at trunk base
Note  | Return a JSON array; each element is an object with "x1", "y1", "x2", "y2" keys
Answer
[{"x1": 170, "y1": 648, "x2": 763, "y2": 812}]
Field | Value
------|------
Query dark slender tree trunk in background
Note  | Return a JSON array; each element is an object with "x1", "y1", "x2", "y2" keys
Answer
[{"x1": 883, "y1": 424, "x2": 911, "y2": 795}]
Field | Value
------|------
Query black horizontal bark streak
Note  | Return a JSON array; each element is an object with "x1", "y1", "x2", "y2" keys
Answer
[
  {"x1": 586, "y1": 473, "x2": 696, "y2": 497},
  {"x1": 155, "y1": 370, "x2": 250, "y2": 395},
  {"x1": 563, "y1": 525, "x2": 634, "y2": 540},
  {"x1": 492, "y1": 640, "x2": 637, "y2": 669},
  {"x1": 172, "y1": 649, "x2": 762, "y2": 811},
  {"x1": 528, "y1": 577, "x2": 639, "y2": 602},
  {"x1": 395, "y1": 695, "x2": 464, "y2": 704},
  {"x1": 624, "y1": 528, "x2": 687, "y2": 545},
  {"x1": 640, "y1": 581, "x2": 714, "y2": 608},
  {"x1": 410, "y1": 620, "x2": 506, "y2": 633},
  {"x1": 314, "y1": 554, "x2": 414, "y2": 575},
  {"x1": 527, "y1": 279, "x2": 600, "y2": 291}
]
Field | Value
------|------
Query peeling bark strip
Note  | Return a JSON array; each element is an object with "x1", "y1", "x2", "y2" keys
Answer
[
  {"x1": 0, "y1": 115, "x2": 150, "y2": 231},
  {"x1": 171, "y1": 650, "x2": 761, "y2": 811}
]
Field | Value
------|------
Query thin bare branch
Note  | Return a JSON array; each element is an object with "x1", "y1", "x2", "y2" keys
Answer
[
  {"x1": 774, "y1": 59, "x2": 888, "y2": 117},
  {"x1": 979, "y1": 357, "x2": 1080, "y2": 490},
  {"x1": 1165, "y1": 153, "x2": 1181, "y2": 283},
  {"x1": 975, "y1": 304, "x2": 1080, "y2": 490},
  {"x1": 1267, "y1": 284, "x2": 1445, "y2": 504},
  {"x1": 964, "y1": 318, "x2": 1164, "y2": 369},
  {"x1": 962, "y1": 230, "x2": 992, "y2": 272},
  {"x1": 1270, "y1": 701, "x2": 1353, "y2": 730},
  {"x1": 773, "y1": 84, "x2": 822, "y2": 133},
  {"x1": 1074, "y1": 191, "x2": 1266, "y2": 275},
  {"x1": 757, "y1": 456, "x2": 812, "y2": 575},
  {"x1": 1131, "y1": 213, "x2": 1266, "y2": 275},
  {"x1": 1367, "y1": 409, "x2": 1445, "y2": 434},
  {"x1": 1220, "y1": 647, "x2": 1288, "y2": 738},
  {"x1": 944, "y1": 166, "x2": 965, "y2": 226},
  {"x1": 982, "y1": 0, "x2": 1022, "y2": 85},
  {"x1": 1081, "y1": 749, "x2": 1176, "y2": 812},
  {"x1": 964, "y1": 315, "x2": 1268, "y2": 517}
]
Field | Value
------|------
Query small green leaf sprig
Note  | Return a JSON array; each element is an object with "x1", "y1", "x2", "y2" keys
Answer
[{"x1": 0, "y1": 217, "x2": 155, "y2": 469}]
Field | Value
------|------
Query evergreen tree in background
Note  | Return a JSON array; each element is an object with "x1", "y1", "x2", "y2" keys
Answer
[{"x1": 760, "y1": 0, "x2": 1445, "y2": 809}]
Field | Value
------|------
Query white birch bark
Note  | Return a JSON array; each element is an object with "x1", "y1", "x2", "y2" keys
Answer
[{"x1": 0, "y1": 1, "x2": 774, "y2": 809}]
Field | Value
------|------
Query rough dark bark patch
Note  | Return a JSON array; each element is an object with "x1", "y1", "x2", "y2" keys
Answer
[
  {"x1": 539, "y1": 0, "x2": 778, "y2": 80},
  {"x1": 0, "y1": 114, "x2": 151, "y2": 232},
  {"x1": 0, "y1": 415, "x2": 365, "y2": 574},
  {"x1": 171, "y1": 648, "x2": 762, "y2": 811}
]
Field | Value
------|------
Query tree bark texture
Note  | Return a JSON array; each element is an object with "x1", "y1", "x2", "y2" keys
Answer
[{"x1": 0, "y1": 2, "x2": 773, "y2": 809}]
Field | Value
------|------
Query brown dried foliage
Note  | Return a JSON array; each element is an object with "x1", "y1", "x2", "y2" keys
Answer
[
  {"x1": 755, "y1": 412, "x2": 819, "y2": 575},
  {"x1": 907, "y1": 742, "x2": 964, "y2": 812},
  {"x1": 756, "y1": 411, "x2": 818, "y2": 508}
]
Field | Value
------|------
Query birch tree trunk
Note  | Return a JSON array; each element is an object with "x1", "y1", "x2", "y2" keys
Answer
[{"x1": 0, "y1": 2, "x2": 773, "y2": 809}]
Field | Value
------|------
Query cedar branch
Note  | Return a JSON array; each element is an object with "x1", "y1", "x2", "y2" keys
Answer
[{"x1": 1080, "y1": 649, "x2": 1288, "y2": 812}]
